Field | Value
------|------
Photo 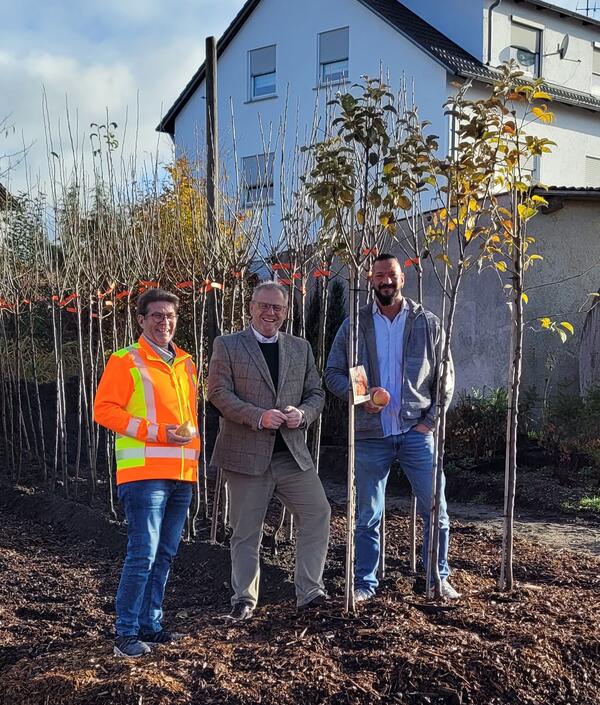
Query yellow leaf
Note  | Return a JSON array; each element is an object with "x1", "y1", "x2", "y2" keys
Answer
[
  {"x1": 465, "y1": 230, "x2": 473, "y2": 242},
  {"x1": 436, "y1": 254, "x2": 453, "y2": 268},
  {"x1": 560, "y1": 321, "x2": 574, "y2": 335},
  {"x1": 439, "y1": 208, "x2": 448, "y2": 221},
  {"x1": 539, "y1": 317, "x2": 551, "y2": 329},
  {"x1": 495, "y1": 261, "x2": 507, "y2": 272},
  {"x1": 356, "y1": 209, "x2": 365, "y2": 225},
  {"x1": 532, "y1": 90, "x2": 552, "y2": 101},
  {"x1": 531, "y1": 195, "x2": 548, "y2": 205},
  {"x1": 518, "y1": 204, "x2": 537, "y2": 221},
  {"x1": 521, "y1": 293, "x2": 529, "y2": 304},
  {"x1": 529, "y1": 254, "x2": 544, "y2": 261},
  {"x1": 532, "y1": 106, "x2": 554, "y2": 124},
  {"x1": 468, "y1": 198, "x2": 479, "y2": 212}
]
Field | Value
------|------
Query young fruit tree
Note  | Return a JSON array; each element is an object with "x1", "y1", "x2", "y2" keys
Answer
[{"x1": 303, "y1": 77, "x2": 435, "y2": 611}]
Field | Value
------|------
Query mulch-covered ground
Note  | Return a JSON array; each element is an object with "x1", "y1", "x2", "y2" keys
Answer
[{"x1": 1, "y1": 488, "x2": 599, "y2": 705}]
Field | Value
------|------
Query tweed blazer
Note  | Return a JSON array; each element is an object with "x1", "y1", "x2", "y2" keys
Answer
[{"x1": 207, "y1": 328, "x2": 325, "y2": 475}]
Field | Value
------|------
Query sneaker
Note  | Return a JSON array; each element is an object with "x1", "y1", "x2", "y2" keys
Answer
[
  {"x1": 224, "y1": 602, "x2": 254, "y2": 623},
  {"x1": 355, "y1": 588, "x2": 373, "y2": 603},
  {"x1": 441, "y1": 580, "x2": 461, "y2": 600},
  {"x1": 139, "y1": 629, "x2": 184, "y2": 645},
  {"x1": 113, "y1": 635, "x2": 151, "y2": 658},
  {"x1": 297, "y1": 593, "x2": 328, "y2": 611}
]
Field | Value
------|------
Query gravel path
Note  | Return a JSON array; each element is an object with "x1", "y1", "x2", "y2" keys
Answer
[{"x1": 325, "y1": 480, "x2": 600, "y2": 556}]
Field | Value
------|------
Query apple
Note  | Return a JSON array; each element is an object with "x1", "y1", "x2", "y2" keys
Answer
[
  {"x1": 176, "y1": 420, "x2": 195, "y2": 437},
  {"x1": 371, "y1": 388, "x2": 391, "y2": 407}
]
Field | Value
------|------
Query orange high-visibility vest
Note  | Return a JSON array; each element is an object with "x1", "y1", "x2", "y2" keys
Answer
[{"x1": 94, "y1": 336, "x2": 200, "y2": 485}]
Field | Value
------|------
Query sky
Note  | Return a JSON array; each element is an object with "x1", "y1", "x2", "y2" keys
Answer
[{"x1": 0, "y1": 0, "x2": 595, "y2": 194}]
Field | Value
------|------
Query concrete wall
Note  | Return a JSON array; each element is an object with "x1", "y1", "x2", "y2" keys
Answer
[{"x1": 397, "y1": 198, "x2": 600, "y2": 403}]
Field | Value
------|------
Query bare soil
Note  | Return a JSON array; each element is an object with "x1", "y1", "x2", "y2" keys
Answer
[{"x1": 1, "y1": 485, "x2": 599, "y2": 705}]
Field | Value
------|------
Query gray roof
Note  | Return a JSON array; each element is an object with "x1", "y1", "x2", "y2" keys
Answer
[
  {"x1": 157, "y1": 0, "x2": 600, "y2": 137},
  {"x1": 536, "y1": 185, "x2": 600, "y2": 198}
]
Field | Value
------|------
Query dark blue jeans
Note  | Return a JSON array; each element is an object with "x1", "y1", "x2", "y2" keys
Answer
[
  {"x1": 355, "y1": 430, "x2": 450, "y2": 595},
  {"x1": 115, "y1": 479, "x2": 192, "y2": 636}
]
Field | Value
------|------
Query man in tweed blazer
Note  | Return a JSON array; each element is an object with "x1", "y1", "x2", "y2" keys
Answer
[{"x1": 208, "y1": 281, "x2": 330, "y2": 621}]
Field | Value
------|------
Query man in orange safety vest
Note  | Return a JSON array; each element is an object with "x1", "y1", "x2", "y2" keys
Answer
[{"x1": 94, "y1": 288, "x2": 200, "y2": 658}]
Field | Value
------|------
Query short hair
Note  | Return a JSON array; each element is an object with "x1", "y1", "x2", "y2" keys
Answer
[
  {"x1": 373, "y1": 253, "x2": 400, "y2": 265},
  {"x1": 252, "y1": 280, "x2": 289, "y2": 304},
  {"x1": 136, "y1": 288, "x2": 180, "y2": 317}
]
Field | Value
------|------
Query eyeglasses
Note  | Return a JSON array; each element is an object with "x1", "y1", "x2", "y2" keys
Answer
[
  {"x1": 146, "y1": 312, "x2": 178, "y2": 322},
  {"x1": 255, "y1": 302, "x2": 286, "y2": 313}
]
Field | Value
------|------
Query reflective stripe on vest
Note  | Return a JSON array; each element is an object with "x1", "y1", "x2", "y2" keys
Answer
[
  {"x1": 116, "y1": 447, "x2": 199, "y2": 461},
  {"x1": 127, "y1": 417, "x2": 142, "y2": 436},
  {"x1": 129, "y1": 347, "x2": 157, "y2": 422}
]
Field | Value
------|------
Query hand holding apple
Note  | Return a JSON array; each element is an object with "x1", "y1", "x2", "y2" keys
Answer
[{"x1": 371, "y1": 387, "x2": 391, "y2": 408}]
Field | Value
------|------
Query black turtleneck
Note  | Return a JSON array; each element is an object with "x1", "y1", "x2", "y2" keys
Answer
[{"x1": 258, "y1": 341, "x2": 287, "y2": 453}]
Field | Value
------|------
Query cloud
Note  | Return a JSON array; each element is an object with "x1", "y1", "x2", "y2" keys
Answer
[{"x1": 0, "y1": 0, "x2": 239, "y2": 193}]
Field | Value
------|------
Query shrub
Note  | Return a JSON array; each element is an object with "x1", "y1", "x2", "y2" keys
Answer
[
  {"x1": 543, "y1": 386, "x2": 600, "y2": 483},
  {"x1": 446, "y1": 387, "x2": 534, "y2": 462}
]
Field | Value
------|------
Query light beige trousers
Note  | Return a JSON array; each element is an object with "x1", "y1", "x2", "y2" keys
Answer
[{"x1": 224, "y1": 451, "x2": 331, "y2": 608}]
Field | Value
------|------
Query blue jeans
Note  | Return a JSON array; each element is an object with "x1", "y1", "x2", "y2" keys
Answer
[
  {"x1": 355, "y1": 430, "x2": 450, "y2": 594},
  {"x1": 115, "y1": 479, "x2": 192, "y2": 636}
]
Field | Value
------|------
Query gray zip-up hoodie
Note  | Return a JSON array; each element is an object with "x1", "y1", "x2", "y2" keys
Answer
[{"x1": 323, "y1": 298, "x2": 454, "y2": 439}]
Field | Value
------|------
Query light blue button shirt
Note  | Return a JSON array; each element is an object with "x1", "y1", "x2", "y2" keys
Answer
[{"x1": 372, "y1": 299, "x2": 407, "y2": 437}]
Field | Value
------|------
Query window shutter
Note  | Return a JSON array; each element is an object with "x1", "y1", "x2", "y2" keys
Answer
[
  {"x1": 511, "y1": 23, "x2": 539, "y2": 52},
  {"x1": 320, "y1": 28, "x2": 349, "y2": 64},
  {"x1": 250, "y1": 46, "x2": 276, "y2": 76},
  {"x1": 585, "y1": 156, "x2": 600, "y2": 186},
  {"x1": 593, "y1": 48, "x2": 600, "y2": 74}
]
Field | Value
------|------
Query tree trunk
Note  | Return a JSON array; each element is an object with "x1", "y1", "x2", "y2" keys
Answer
[
  {"x1": 344, "y1": 264, "x2": 360, "y2": 613},
  {"x1": 500, "y1": 216, "x2": 524, "y2": 591}
]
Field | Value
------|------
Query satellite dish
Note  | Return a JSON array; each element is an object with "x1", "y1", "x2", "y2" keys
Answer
[{"x1": 559, "y1": 34, "x2": 570, "y2": 60}]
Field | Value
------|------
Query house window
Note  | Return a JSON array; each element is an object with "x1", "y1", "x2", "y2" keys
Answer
[
  {"x1": 319, "y1": 27, "x2": 349, "y2": 84},
  {"x1": 510, "y1": 21, "x2": 541, "y2": 77},
  {"x1": 249, "y1": 45, "x2": 276, "y2": 99},
  {"x1": 242, "y1": 153, "x2": 275, "y2": 206},
  {"x1": 520, "y1": 155, "x2": 540, "y2": 184},
  {"x1": 593, "y1": 47, "x2": 600, "y2": 93},
  {"x1": 585, "y1": 156, "x2": 600, "y2": 186}
]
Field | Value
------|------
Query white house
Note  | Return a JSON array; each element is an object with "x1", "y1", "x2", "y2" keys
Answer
[
  {"x1": 157, "y1": 0, "x2": 600, "y2": 231},
  {"x1": 157, "y1": 0, "x2": 600, "y2": 400}
]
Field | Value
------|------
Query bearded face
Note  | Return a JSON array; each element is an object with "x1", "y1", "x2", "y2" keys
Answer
[{"x1": 371, "y1": 258, "x2": 404, "y2": 306}]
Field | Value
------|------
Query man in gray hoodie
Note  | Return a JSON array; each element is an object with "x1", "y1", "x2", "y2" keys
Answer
[{"x1": 324, "y1": 254, "x2": 458, "y2": 601}]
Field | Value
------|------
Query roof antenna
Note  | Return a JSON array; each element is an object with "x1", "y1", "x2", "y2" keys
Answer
[{"x1": 576, "y1": 1, "x2": 599, "y2": 17}]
